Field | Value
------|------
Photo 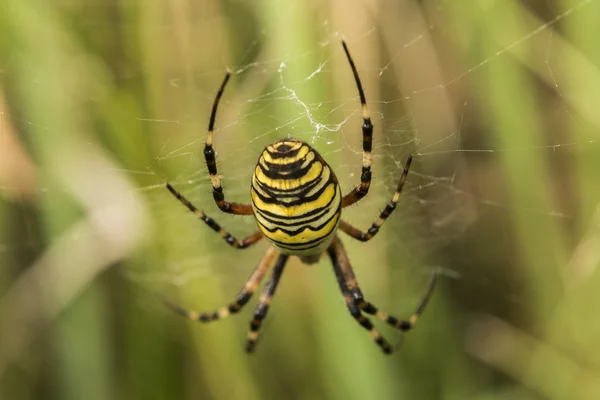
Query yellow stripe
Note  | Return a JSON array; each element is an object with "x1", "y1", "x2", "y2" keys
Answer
[
  {"x1": 259, "y1": 151, "x2": 315, "y2": 175},
  {"x1": 266, "y1": 141, "x2": 303, "y2": 154},
  {"x1": 262, "y1": 145, "x2": 310, "y2": 165},
  {"x1": 257, "y1": 212, "x2": 340, "y2": 244},
  {"x1": 218, "y1": 308, "x2": 230, "y2": 318},
  {"x1": 254, "y1": 160, "x2": 323, "y2": 191},
  {"x1": 251, "y1": 182, "x2": 335, "y2": 217},
  {"x1": 254, "y1": 166, "x2": 330, "y2": 202},
  {"x1": 362, "y1": 104, "x2": 371, "y2": 119},
  {"x1": 253, "y1": 194, "x2": 338, "y2": 230}
]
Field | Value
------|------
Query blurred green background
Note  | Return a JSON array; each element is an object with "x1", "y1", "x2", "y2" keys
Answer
[{"x1": 1, "y1": 0, "x2": 600, "y2": 399}]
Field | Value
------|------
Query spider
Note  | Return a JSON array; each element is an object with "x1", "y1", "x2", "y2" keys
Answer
[{"x1": 164, "y1": 41, "x2": 438, "y2": 354}]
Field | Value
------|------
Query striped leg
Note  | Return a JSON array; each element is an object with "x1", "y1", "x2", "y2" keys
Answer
[
  {"x1": 339, "y1": 155, "x2": 412, "y2": 242},
  {"x1": 163, "y1": 248, "x2": 278, "y2": 322},
  {"x1": 327, "y1": 236, "x2": 394, "y2": 354},
  {"x1": 328, "y1": 236, "x2": 437, "y2": 348},
  {"x1": 204, "y1": 72, "x2": 253, "y2": 215},
  {"x1": 340, "y1": 41, "x2": 374, "y2": 208},
  {"x1": 245, "y1": 254, "x2": 289, "y2": 353},
  {"x1": 359, "y1": 272, "x2": 438, "y2": 333},
  {"x1": 166, "y1": 183, "x2": 263, "y2": 249}
]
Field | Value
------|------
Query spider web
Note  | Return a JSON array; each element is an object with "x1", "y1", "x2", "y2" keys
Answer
[
  {"x1": 1, "y1": 0, "x2": 599, "y2": 380},
  {"x1": 128, "y1": 1, "x2": 594, "y2": 285}
]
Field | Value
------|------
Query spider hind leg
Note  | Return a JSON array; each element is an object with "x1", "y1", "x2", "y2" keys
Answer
[
  {"x1": 327, "y1": 236, "x2": 437, "y2": 354},
  {"x1": 163, "y1": 248, "x2": 279, "y2": 325},
  {"x1": 245, "y1": 254, "x2": 288, "y2": 353}
]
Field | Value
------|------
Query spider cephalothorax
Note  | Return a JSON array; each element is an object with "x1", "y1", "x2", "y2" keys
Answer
[{"x1": 164, "y1": 41, "x2": 437, "y2": 354}]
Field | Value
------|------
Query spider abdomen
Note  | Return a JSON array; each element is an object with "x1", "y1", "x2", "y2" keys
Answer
[{"x1": 251, "y1": 139, "x2": 341, "y2": 256}]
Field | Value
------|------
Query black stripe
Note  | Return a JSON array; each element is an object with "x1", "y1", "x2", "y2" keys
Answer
[
  {"x1": 255, "y1": 174, "x2": 324, "y2": 199},
  {"x1": 236, "y1": 291, "x2": 253, "y2": 306},
  {"x1": 381, "y1": 202, "x2": 395, "y2": 217},
  {"x1": 266, "y1": 145, "x2": 303, "y2": 159},
  {"x1": 360, "y1": 167, "x2": 371, "y2": 183},
  {"x1": 204, "y1": 145, "x2": 218, "y2": 175},
  {"x1": 259, "y1": 209, "x2": 339, "y2": 236},
  {"x1": 274, "y1": 240, "x2": 324, "y2": 251},
  {"x1": 252, "y1": 180, "x2": 334, "y2": 207},
  {"x1": 271, "y1": 228, "x2": 336, "y2": 250},
  {"x1": 252, "y1": 185, "x2": 337, "y2": 220},
  {"x1": 252, "y1": 169, "x2": 322, "y2": 197},
  {"x1": 258, "y1": 156, "x2": 318, "y2": 180},
  {"x1": 362, "y1": 121, "x2": 373, "y2": 152},
  {"x1": 254, "y1": 201, "x2": 332, "y2": 228},
  {"x1": 274, "y1": 143, "x2": 292, "y2": 152},
  {"x1": 262, "y1": 152, "x2": 314, "y2": 173},
  {"x1": 255, "y1": 205, "x2": 332, "y2": 228},
  {"x1": 254, "y1": 167, "x2": 326, "y2": 198},
  {"x1": 212, "y1": 188, "x2": 224, "y2": 202},
  {"x1": 202, "y1": 215, "x2": 221, "y2": 231},
  {"x1": 272, "y1": 237, "x2": 326, "y2": 250}
]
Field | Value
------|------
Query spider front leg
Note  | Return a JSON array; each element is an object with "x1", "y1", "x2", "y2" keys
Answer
[
  {"x1": 163, "y1": 248, "x2": 278, "y2": 323},
  {"x1": 339, "y1": 154, "x2": 412, "y2": 242},
  {"x1": 327, "y1": 236, "x2": 437, "y2": 353},
  {"x1": 340, "y1": 41, "x2": 375, "y2": 208},
  {"x1": 204, "y1": 72, "x2": 253, "y2": 215},
  {"x1": 166, "y1": 183, "x2": 263, "y2": 249}
]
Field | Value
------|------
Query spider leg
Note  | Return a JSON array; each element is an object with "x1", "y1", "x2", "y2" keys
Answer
[
  {"x1": 204, "y1": 72, "x2": 253, "y2": 215},
  {"x1": 327, "y1": 236, "x2": 394, "y2": 354},
  {"x1": 163, "y1": 248, "x2": 278, "y2": 322},
  {"x1": 245, "y1": 254, "x2": 288, "y2": 353},
  {"x1": 166, "y1": 183, "x2": 263, "y2": 249},
  {"x1": 339, "y1": 155, "x2": 412, "y2": 241},
  {"x1": 328, "y1": 236, "x2": 437, "y2": 350},
  {"x1": 340, "y1": 41, "x2": 374, "y2": 208},
  {"x1": 358, "y1": 272, "x2": 438, "y2": 333}
]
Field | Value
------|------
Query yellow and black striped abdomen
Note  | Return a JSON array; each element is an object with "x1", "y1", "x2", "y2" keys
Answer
[{"x1": 251, "y1": 139, "x2": 341, "y2": 257}]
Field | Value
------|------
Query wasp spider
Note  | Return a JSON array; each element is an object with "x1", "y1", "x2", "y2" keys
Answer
[{"x1": 165, "y1": 41, "x2": 438, "y2": 354}]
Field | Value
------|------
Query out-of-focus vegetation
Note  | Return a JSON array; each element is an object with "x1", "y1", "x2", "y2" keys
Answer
[{"x1": 1, "y1": 1, "x2": 600, "y2": 399}]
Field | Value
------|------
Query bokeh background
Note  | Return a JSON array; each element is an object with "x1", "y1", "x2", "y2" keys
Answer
[{"x1": 2, "y1": 0, "x2": 600, "y2": 399}]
